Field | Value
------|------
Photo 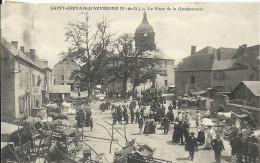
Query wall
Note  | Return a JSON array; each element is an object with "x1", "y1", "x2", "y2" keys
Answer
[
  {"x1": 53, "y1": 60, "x2": 80, "y2": 88},
  {"x1": 1, "y1": 46, "x2": 16, "y2": 122},
  {"x1": 211, "y1": 68, "x2": 253, "y2": 92},
  {"x1": 175, "y1": 70, "x2": 212, "y2": 96},
  {"x1": 14, "y1": 60, "x2": 45, "y2": 118},
  {"x1": 231, "y1": 83, "x2": 260, "y2": 108},
  {"x1": 156, "y1": 60, "x2": 175, "y2": 92}
]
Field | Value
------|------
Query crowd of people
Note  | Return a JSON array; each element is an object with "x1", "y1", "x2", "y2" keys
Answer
[{"x1": 99, "y1": 88, "x2": 259, "y2": 163}]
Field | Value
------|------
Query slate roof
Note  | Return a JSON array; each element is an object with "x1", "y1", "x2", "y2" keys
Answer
[
  {"x1": 218, "y1": 48, "x2": 237, "y2": 60},
  {"x1": 195, "y1": 46, "x2": 216, "y2": 55},
  {"x1": 242, "y1": 81, "x2": 260, "y2": 97},
  {"x1": 1, "y1": 38, "x2": 47, "y2": 71},
  {"x1": 176, "y1": 53, "x2": 214, "y2": 72},
  {"x1": 211, "y1": 59, "x2": 236, "y2": 70},
  {"x1": 176, "y1": 45, "x2": 259, "y2": 72}
]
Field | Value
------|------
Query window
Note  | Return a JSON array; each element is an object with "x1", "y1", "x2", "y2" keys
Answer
[
  {"x1": 61, "y1": 75, "x2": 65, "y2": 80},
  {"x1": 165, "y1": 61, "x2": 167, "y2": 67},
  {"x1": 215, "y1": 86, "x2": 225, "y2": 92},
  {"x1": 32, "y1": 74, "x2": 35, "y2": 87},
  {"x1": 37, "y1": 75, "x2": 41, "y2": 86},
  {"x1": 164, "y1": 80, "x2": 168, "y2": 86},
  {"x1": 191, "y1": 77, "x2": 195, "y2": 85}
]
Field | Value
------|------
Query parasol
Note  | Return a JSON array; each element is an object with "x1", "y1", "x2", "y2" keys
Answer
[{"x1": 201, "y1": 118, "x2": 214, "y2": 126}]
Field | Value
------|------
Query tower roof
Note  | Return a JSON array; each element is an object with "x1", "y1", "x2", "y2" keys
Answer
[{"x1": 135, "y1": 12, "x2": 154, "y2": 34}]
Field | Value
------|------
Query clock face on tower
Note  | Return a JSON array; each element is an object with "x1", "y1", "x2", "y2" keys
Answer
[{"x1": 144, "y1": 33, "x2": 147, "y2": 37}]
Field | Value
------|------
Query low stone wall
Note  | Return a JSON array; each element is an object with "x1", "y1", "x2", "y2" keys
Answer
[{"x1": 226, "y1": 102, "x2": 260, "y2": 127}]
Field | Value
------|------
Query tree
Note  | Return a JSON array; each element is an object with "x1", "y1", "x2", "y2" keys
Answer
[
  {"x1": 130, "y1": 56, "x2": 162, "y2": 96},
  {"x1": 62, "y1": 12, "x2": 115, "y2": 100},
  {"x1": 111, "y1": 33, "x2": 162, "y2": 98}
]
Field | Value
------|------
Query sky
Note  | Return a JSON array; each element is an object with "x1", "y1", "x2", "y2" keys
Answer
[{"x1": 1, "y1": 3, "x2": 260, "y2": 67}]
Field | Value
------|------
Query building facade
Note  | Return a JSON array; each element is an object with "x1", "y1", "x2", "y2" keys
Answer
[
  {"x1": 175, "y1": 44, "x2": 260, "y2": 96},
  {"x1": 1, "y1": 38, "x2": 52, "y2": 122},
  {"x1": 52, "y1": 59, "x2": 80, "y2": 91}
]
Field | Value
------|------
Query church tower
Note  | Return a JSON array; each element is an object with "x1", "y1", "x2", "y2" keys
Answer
[{"x1": 135, "y1": 12, "x2": 156, "y2": 51}]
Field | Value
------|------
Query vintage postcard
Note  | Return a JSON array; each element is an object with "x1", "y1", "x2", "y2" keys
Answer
[{"x1": 1, "y1": 2, "x2": 260, "y2": 163}]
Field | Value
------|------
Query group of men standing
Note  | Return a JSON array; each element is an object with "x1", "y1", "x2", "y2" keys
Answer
[
  {"x1": 229, "y1": 132, "x2": 259, "y2": 163},
  {"x1": 76, "y1": 109, "x2": 93, "y2": 131}
]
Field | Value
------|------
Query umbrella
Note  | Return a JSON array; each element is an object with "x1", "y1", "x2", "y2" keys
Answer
[{"x1": 201, "y1": 118, "x2": 214, "y2": 126}]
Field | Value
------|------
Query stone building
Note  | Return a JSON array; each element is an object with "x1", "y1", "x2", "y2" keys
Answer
[
  {"x1": 52, "y1": 58, "x2": 80, "y2": 91},
  {"x1": 175, "y1": 44, "x2": 260, "y2": 96},
  {"x1": 1, "y1": 38, "x2": 52, "y2": 122}
]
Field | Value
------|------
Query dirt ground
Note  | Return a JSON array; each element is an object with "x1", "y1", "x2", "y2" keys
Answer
[{"x1": 63, "y1": 99, "x2": 234, "y2": 163}]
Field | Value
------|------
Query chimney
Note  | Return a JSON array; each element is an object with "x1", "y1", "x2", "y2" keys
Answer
[
  {"x1": 239, "y1": 44, "x2": 247, "y2": 54},
  {"x1": 191, "y1": 46, "x2": 196, "y2": 55},
  {"x1": 20, "y1": 46, "x2": 25, "y2": 53},
  {"x1": 30, "y1": 49, "x2": 36, "y2": 61},
  {"x1": 41, "y1": 59, "x2": 48, "y2": 66},
  {"x1": 11, "y1": 41, "x2": 18, "y2": 49}
]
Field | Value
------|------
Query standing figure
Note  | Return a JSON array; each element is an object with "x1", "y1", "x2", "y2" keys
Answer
[
  {"x1": 183, "y1": 121, "x2": 190, "y2": 142},
  {"x1": 131, "y1": 110, "x2": 135, "y2": 124},
  {"x1": 135, "y1": 109, "x2": 140, "y2": 123},
  {"x1": 235, "y1": 133, "x2": 243, "y2": 163},
  {"x1": 248, "y1": 136, "x2": 259, "y2": 163},
  {"x1": 163, "y1": 117, "x2": 170, "y2": 134},
  {"x1": 211, "y1": 134, "x2": 225, "y2": 163},
  {"x1": 196, "y1": 111, "x2": 201, "y2": 127},
  {"x1": 123, "y1": 107, "x2": 127, "y2": 121},
  {"x1": 172, "y1": 100, "x2": 176, "y2": 109},
  {"x1": 76, "y1": 110, "x2": 85, "y2": 129},
  {"x1": 125, "y1": 113, "x2": 129, "y2": 124},
  {"x1": 197, "y1": 125, "x2": 205, "y2": 145},
  {"x1": 205, "y1": 126, "x2": 216, "y2": 149},
  {"x1": 229, "y1": 134, "x2": 237, "y2": 158},
  {"x1": 112, "y1": 111, "x2": 117, "y2": 125},
  {"x1": 168, "y1": 104, "x2": 173, "y2": 112},
  {"x1": 177, "y1": 121, "x2": 184, "y2": 145},
  {"x1": 89, "y1": 117, "x2": 93, "y2": 131},
  {"x1": 138, "y1": 117, "x2": 144, "y2": 135},
  {"x1": 85, "y1": 112, "x2": 91, "y2": 127},
  {"x1": 178, "y1": 100, "x2": 182, "y2": 110},
  {"x1": 186, "y1": 132, "x2": 198, "y2": 161}
]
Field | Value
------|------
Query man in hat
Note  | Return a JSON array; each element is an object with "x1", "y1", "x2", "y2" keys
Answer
[
  {"x1": 211, "y1": 134, "x2": 225, "y2": 163},
  {"x1": 186, "y1": 132, "x2": 198, "y2": 161}
]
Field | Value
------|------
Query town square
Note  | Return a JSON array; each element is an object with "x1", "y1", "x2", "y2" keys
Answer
[{"x1": 1, "y1": 2, "x2": 260, "y2": 163}]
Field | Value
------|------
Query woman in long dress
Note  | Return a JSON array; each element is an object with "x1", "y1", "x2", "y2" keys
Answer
[
  {"x1": 197, "y1": 124, "x2": 205, "y2": 145},
  {"x1": 204, "y1": 126, "x2": 216, "y2": 149}
]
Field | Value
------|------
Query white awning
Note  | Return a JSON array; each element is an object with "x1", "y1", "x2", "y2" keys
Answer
[{"x1": 49, "y1": 85, "x2": 71, "y2": 93}]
